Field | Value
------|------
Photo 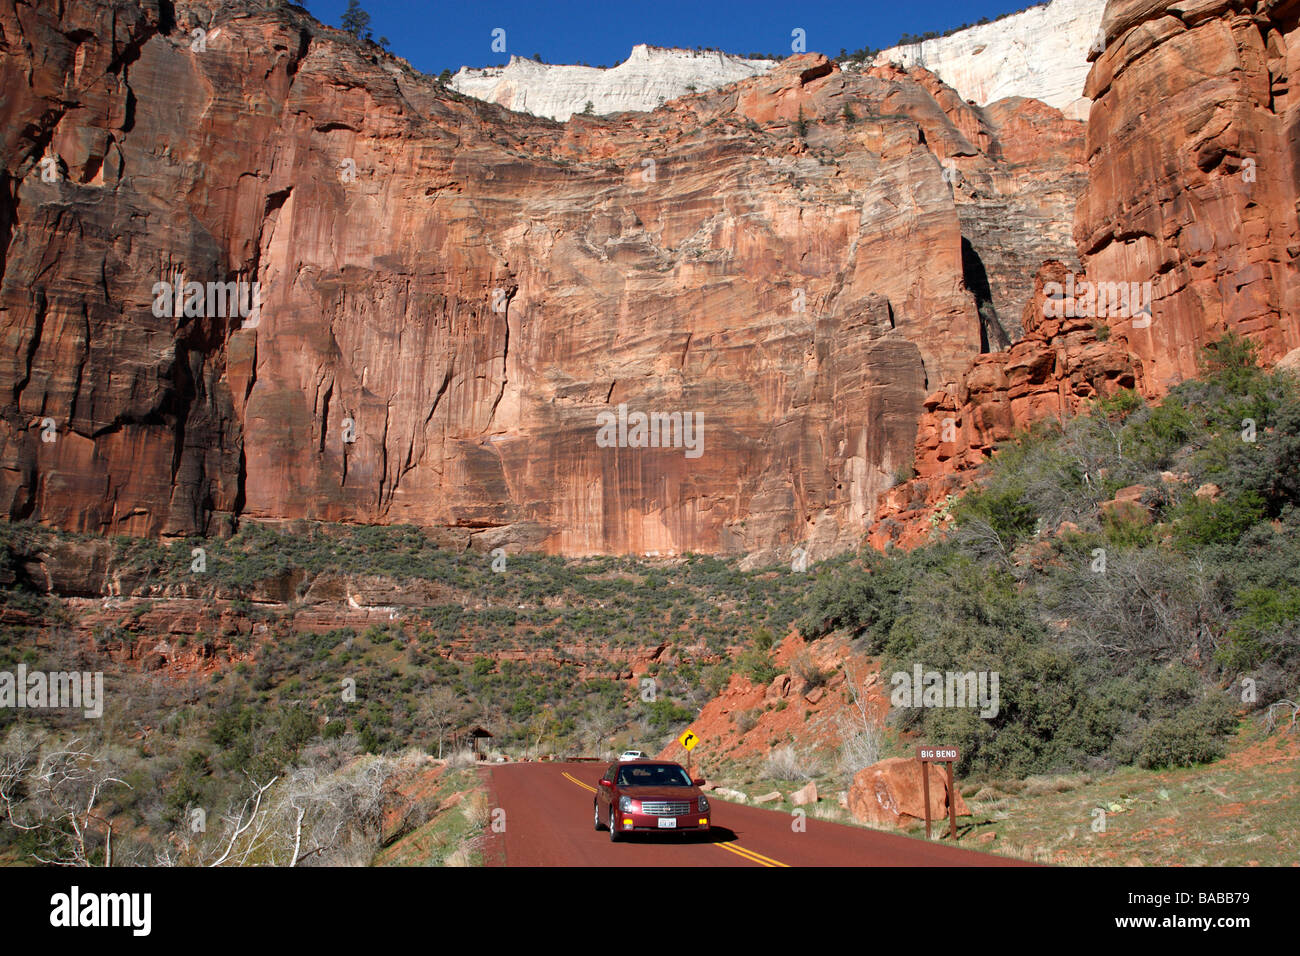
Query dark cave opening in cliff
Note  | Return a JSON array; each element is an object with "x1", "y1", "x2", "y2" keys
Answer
[{"x1": 961, "y1": 236, "x2": 1011, "y2": 353}]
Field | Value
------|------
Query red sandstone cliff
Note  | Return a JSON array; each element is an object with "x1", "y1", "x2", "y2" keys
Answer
[
  {"x1": 868, "y1": 0, "x2": 1300, "y2": 544},
  {"x1": 1076, "y1": 0, "x2": 1300, "y2": 387},
  {"x1": 0, "y1": 0, "x2": 1084, "y2": 559},
  {"x1": 868, "y1": 260, "x2": 1145, "y2": 547}
]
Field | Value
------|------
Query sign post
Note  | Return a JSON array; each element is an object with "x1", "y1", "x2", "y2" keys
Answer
[
  {"x1": 916, "y1": 746, "x2": 960, "y2": 841},
  {"x1": 678, "y1": 727, "x2": 699, "y2": 776}
]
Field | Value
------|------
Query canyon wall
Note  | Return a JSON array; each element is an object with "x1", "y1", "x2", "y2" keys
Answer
[
  {"x1": 1075, "y1": 0, "x2": 1300, "y2": 389},
  {"x1": 869, "y1": 0, "x2": 1107, "y2": 120},
  {"x1": 869, "y1": 0, "x2": 1300, "y2": 543},
  {"x1": 450, "y1": 46, "x2": 777, "y2": 121},
  {"x1": 12, "y1": 0, "x2": 1291, "y2": 559},
  {"x1": 0, "y1": 0, "x2": 1083, "y2": 560},
  {"x1": 868, "y1": 260, "x2": 1145, "y2": 548}
]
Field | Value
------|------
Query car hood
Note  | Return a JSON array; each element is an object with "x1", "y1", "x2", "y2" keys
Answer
[{"x1": 620, "y1": 786, "x2": 701, "y2": 800}]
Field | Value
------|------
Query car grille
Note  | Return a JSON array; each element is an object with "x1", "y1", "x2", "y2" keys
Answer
[{"x1": 640, "y1": 800, "x2": 691, "y2": 816}]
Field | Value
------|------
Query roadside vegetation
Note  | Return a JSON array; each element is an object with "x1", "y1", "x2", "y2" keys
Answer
[
  {"x1": 801, "y1": 335, "x2": 1300, "y2": 776},
  {"x1": 0, "y1": 522, "x2": 811, "y2": 865},
  {"x1": 0, "y1": 336, "x2": 1295, "y2": 865}
]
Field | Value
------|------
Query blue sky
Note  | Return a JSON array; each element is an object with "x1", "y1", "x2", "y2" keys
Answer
[{"x1": 299, "y1": 0, "x2": 1042, "y2": 76}]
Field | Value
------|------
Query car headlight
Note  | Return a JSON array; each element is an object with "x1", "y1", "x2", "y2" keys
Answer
[
  {"x1": 619, "y1": 796, "x2": 635, "y2": 813},
  {"x1": 698, "y1": 794, "x2": 709, "y2": 813}
]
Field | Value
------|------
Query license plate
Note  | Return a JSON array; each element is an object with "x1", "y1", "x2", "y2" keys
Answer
[{"x1": 657, "y1": 817, "x2": 676, "y2": 828}]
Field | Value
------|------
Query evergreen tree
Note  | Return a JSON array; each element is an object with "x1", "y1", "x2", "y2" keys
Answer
[{"x1": 339, "y1": 0, "x2": 370, "y2": 40}]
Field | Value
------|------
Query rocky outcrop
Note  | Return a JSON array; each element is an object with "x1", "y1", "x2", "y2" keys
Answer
[
  {"x1": 0, "y1": 1, "x2": 1084, "y2": 559},
  {"x1": 790, "y1": 780, "x2": 819, "y2": 805},
  {"x1": 868, "y1": 0, "x2": 1107, "y2": 120},
  {"x1": 847, "y1": 756, "x2": 971, "y2": 829},
  {"x1": 878, "y1": 66, "x2": 1089, "y2": 341},
  {"x1": 1075, "y1": 0, "x2": 1300, "y2": 389},
  {"x1": 450, "y1": 45, "x2": 777, "y2": 121},
  {"x1": 869, "y1": 261, "x2": 1144, "y2": 547},
  {"x1": 869, "y1": 0, "x2": 1300, "y2": 546}
]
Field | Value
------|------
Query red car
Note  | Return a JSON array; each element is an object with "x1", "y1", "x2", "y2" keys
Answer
[{"x1": 594, "y1": 760, "x2": 710, "y2": 841}]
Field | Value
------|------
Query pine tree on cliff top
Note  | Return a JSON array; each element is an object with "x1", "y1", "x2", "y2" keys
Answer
[{"x1": 340, "y1": 0, "x2": 370, "y2": 40}]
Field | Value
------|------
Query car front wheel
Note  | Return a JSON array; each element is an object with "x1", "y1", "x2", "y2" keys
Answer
[
  {"x1": 609, "y1": 804, "x2": 621, "y2": 842},
  {"x1": 594, "y1": 800, "x2": 603, "y2": 831}
]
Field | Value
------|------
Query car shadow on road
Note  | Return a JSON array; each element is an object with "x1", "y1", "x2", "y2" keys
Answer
[{"x1": 618, "y1": 826, "x2": 738, "y2": 845}]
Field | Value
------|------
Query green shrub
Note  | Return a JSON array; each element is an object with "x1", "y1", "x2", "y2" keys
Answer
[
  {"x1": 952, "y1": 484, "x2": 1036, "y2": 542},
  {"x1": 1219, "y1": 585, "x2": 1300, "y2": 672},
  {"x1": 646, "y1": 699, "x2": 693, "y2": 732},
  {"x1": 1198, "y1": 331, "x2": 1260, "y2": 394},
  {"x1": 1173, "y1": 491, "x2": 1267, "y2": 548},
  {"x1": 737, "y1": 648, "x2": 778, "y2": 686},
  {"x1": 1137, "y1": 699, "x2": 1237, "y2": 768}
]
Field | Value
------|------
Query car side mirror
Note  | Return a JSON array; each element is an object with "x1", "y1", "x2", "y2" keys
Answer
[
  {"x1": 599, "y1": 779, "x2": 612, "y2": 787},
  {"x1": 692, "y1": 778, "x2": 705, "y2": 787}
]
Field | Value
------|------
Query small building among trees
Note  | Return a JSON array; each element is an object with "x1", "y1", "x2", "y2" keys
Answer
[{"x1": 451, "y1": 725, "x2": 494, "y2": 759}]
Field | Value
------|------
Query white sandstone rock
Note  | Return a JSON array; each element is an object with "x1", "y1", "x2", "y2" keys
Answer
[
  {"x1": 452, "y1": 1, "x2": 1105, "y2": 124},
  {"x1": 866, "y1": 0, "x2": 1106, "y2": 120},
  {"x1": 450, "y1": 44, "x2": 776, "y2": 121}
]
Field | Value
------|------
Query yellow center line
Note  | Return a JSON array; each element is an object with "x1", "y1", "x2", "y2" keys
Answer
[
  {"x1": 562, "y1": 771, "x2": 597, "y2": 793},
  {"x1": 716, "y1": 842, "x2": 779, "y2": 867},
  {"x1": 721, "y1": 842, "x2": 790, "y2": 867},
  {"x1": 560, "y1": 769, "x2": 792, "y2": 867}
]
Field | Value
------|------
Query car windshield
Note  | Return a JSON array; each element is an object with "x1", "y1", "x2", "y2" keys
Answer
[{"x1": 617, "y1": 764, "x2": 692, "y2": 787}]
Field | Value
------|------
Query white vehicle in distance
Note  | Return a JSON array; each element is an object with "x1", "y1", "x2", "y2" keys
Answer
[{"x1": 618, "y1": 750, "x2": 645, "y2": 762}]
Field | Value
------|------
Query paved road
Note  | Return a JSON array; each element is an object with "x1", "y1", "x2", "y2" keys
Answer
[{"x1": 480, "y1": 761, "x2": 1030, "y2": 867}]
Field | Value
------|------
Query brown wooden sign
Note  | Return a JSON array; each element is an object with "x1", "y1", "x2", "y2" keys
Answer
[{"x1": 916, "y1": 746, "x2": 960, "y2": 840}]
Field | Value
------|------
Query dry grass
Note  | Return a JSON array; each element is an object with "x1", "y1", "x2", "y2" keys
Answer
[
  {"x1": 444, "y1": 844, "x2": 476, "y2": 867},
  {"x1": 953, "y1": 722, "x2": 1299, "y2": 865},
  {"x1": 1022, "y1": 773, "x2": 1092, "y2": 796},
  {"x1": 764, "y1": 744, "x2": 821, "y2": 781},
  {"x1": 445, "y1": 748, "x2": 478, "y2": 770},
  {"x1": 460, "y1": 791, "x2": 491, "y2": 829}
]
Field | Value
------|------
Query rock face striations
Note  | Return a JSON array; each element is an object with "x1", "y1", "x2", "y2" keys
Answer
[
  {"x1": 868, "y1": 0, "x2": 1108, "y2": 120},
  {"x1": 450, "y1": 45, "x2": 777, "y2": 121},
  {"x1": 868, "y1": 0, "x2": 1300, "y2": 546},
  {"x1": 0, "y1": 1, "x2": 1087, "y2": 559},
  {"x1": 868, "y1": 260, "x2": 1146, "y2": 549},
  {"x1": 1075, "y1": 0, "x2": 1300, "y2": 389}
]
